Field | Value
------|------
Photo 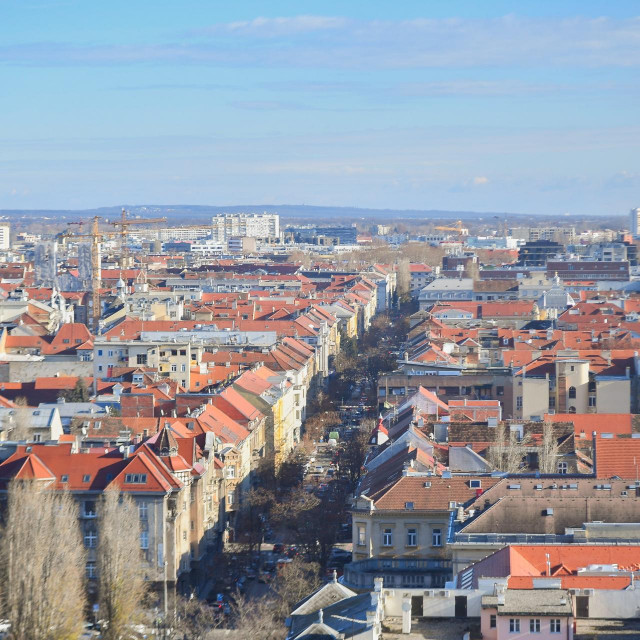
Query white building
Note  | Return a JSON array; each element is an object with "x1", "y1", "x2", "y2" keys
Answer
[
  {"x1": 211, "y1": 213, "x2": 280, "y2": 242},
  {"x1": 155, "y1": 227, "x2": 211, "y2": 242},
  {"x1": 630, "y1": 208, "x2": 640, "y2": 239},
  {"x1": 0, "y1": 222, "x2": 10, "y2": 250}
]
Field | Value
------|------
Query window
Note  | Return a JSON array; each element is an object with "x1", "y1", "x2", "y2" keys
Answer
[
  {"x1": 84, "y1": 501, "x2": 96, "y2": 517},
  {"x1": 382, "y1": 529, "x2": 392, "y2": 546},
  {"x1": 589, "y1": 396, "x2": 596, "y2": 407},
  {"x1": 61, "y1": 474, "x2": 68, "y2": 483},
  {"x1": 125, "y1": 474, "x2": 147, "y2": 484},
  {"x1": 432, "y1": 528, "x2": 442, "y2": 547},
  {"x1": 469, "y1": 480, "x2": 481, "y2": 489},
  {"x1": 550, "y1": 619, "x2": 561, "y2": 633},
  {"x1": 509, "y1": 619, "x2": 520, "y2": 633},
  {"x1": 228, "y1": 491, "x2": 234, "y2": 505},
  {"x1": 138, "y1": 502, "x2": 148, "y2": 520},
  {"x1": 568, "y1": 386, "x2": 576, "y2": 399},
  {"x1": 171, "y1": 364, "x2": 177, "y2": 372},
  {"x1": 63, "y1": 338, "x2": 70, "y2": 344},
  {"x1": 137, "y1": 354, "x2": 147, "y2": 365},
  {"x1": 181, "y1": 364, "x2": 186, "y2": 372},
  {"x1": 407, "y1": 528, "x2": 417, "y2": 547},
  {"x1": 86, "y1": 562, "x2": 96, "y2": 579},
  {"x1": 405, "y1": 501, "x2": 414, "y2": 510},
  {"x1": 530, "y1": 619, "x2": 541, "y2": 633},
  {"x1": 84, "y1": 530, "x2": 97, "y2": 548},
  {"x1": 226, "y1": 466, "x2": 235, "y2": 479},
  {"x1": 557, "y1": 462, "x2": 568, "y2": 474},
  {"x1": 97, "y1": 350, "x2": 103, "y2": 356},
  {"x1": 82, "y1": 474, "x2": 91, "y2": 483},
  {"x1": 357, "y1": 525, "x2": 366, "y2": 546},
  {"x1": 180, "y1": 349, "x2": 187, "y2": 356},
  {"x1": 182, "y1": 530, "x2": 187, "y2": 541},
  {"x1": 516, "y1": 396, "x2": 523, "y2": 410},
  {"x1": 140, "y1": 531, "x2": 149, "y2": 549},
  {"x1": 490, "y1": 615, "x2": 496, "y2": 628}
]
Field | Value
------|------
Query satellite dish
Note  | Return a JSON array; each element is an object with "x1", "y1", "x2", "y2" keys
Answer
[{"x1": 119, "y1": 445, "x2": 125, "y2": 453}]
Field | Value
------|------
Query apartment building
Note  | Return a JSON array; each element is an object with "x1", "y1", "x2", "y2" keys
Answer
[{"x1": 211, "y1": 213, "x2": 280, "y2": 242}]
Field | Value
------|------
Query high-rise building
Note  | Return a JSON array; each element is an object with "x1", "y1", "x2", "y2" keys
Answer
[
  {"x1": 211, "y1": 213, "x2": 280, "y2": 242},
  {"x1": 630, "y1": 208, "x2": 640, "y2": 238},
  {"x1": 0, "y1": 222, "x2": 10, "y2": 250}
]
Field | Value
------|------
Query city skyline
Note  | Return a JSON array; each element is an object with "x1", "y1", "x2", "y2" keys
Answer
[{"x1": 2, "y1": 0, "x2": 640, "y2": 214}]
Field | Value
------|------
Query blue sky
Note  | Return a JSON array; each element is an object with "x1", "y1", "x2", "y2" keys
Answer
[{"x1": 1, "y1": 1, "x2": 639, "y2": 215}]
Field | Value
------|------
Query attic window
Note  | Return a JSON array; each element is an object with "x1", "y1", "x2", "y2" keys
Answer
[
  {"x1": 424, "y1": 482, "x2": 431, "y2": 488},
  {"x1": 469, "y1": 480, "x2": 482, "y2": 489},
  {"x1": 63, "y1": 339, "x2": 70, "y2": 344},
  {"x1": 61, "y1": 474, "x2": 69, "y2": 483},
  {"x1": 508, "y1": 484, "x2": 521, "y2": 490},
  {"x1": 449, "y1": 501, "x2": 457, "y2": 509},
  {"x1": 405, "y1": 502, "x2": 414, "y2": 510},
  {"x1": 125, "y1": 473, "x2": 147, "y2": 484},
  {"x1": 82, "y1": 474, "x2": 91, "y2": 483}
]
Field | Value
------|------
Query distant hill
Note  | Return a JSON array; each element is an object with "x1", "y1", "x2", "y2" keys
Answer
[{"x1": 0, "y1": 203, "x2": 541, "y2": 223}]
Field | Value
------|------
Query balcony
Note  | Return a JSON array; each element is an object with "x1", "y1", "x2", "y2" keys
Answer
[{"x1": 342, "y1": 557, "x2": 451, "y2": 591}]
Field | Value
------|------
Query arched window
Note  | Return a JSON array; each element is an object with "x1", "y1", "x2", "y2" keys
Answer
[{"x1": 568, "y1": 386, "x2": 576, "y2": 399}]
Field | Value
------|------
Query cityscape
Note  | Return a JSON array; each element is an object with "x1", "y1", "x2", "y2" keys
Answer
[{"x1": 2, "y1": 2, "x2": 640, "y2": 640}]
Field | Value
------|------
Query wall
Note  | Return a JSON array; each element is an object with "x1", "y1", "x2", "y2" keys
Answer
[
  {"x1": 521, "y1": 377, "x2": 549, "y2": 419},
  {"x1": 0, "y1": 360, "x2": 93, "y2": 383},
  {"x1": 587, "y1": 589, "x2": 640, "y2": 619},
  {"x1": 596, "y1": 379, "x2": 630, "y2": 414}
]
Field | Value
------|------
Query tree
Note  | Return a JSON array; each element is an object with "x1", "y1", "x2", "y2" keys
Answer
[
  {"x1": 97, "y1": 488, "x2": 146, "y2": 640},
  {"x1": 487, "y1": 424, "x2": 530, "y2": 474},
  {"x1": 234, "y1": 487, "x2": 273, "y2": 559},
  {"x1": 0, "y1": 481, "x2": 87, "y2": 640},
  {"x1": 174, "y1": 596, "x2": 221, "y2": 640},
  {"x1": 539, "y1": 422, "x2": 560, "y2": 474},
  {"x1": 59, "y1": 378, "x2": 91, "y2": 403},
  {"x1": 272, "y1": 557, "x2": 322, "y2": 620},
  {"x1": 229, "y1": 594, "x2": 282, "y2": 639},
  {"x1": 8, "y1": 398, "x2": 32, "y2": 441},
  {"x1": 342, "y1": 423, "x2": 372, "y2": 487}
]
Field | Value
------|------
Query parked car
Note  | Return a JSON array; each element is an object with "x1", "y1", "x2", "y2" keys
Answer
[{"x1": 272, "y1": 543, "x2": 284, "y2": 554}]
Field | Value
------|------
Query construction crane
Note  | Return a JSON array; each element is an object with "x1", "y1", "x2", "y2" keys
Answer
[
  {"x1": 62, "y1": 216, "x2": 115, "y2": 332},
  {"x1": 434, "y1": 220, "x2": 467, "y2": 239},
  {"x1": 112, "y1": 208, "x2": 167, "y2": 270}
]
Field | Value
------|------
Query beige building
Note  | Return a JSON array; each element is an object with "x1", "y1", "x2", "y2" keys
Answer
[{"x1": 516, "y1": 356, "x2": 631, "y2": 419}]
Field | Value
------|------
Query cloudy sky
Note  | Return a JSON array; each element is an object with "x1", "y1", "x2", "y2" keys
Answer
[{"x1": 1, "y1": 0, "x2": 639, "y2": 214}]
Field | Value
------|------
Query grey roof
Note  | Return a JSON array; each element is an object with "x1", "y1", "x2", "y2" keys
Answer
[
  {"x1": 289, "y1": 594, "x2": 372, "y2": 639},
  {"x1": 482, "y1": 589, "x2": 573, "y2": 616},
  {"x1": 290, "y1": 580, "x2": 357, "y2": 616}
]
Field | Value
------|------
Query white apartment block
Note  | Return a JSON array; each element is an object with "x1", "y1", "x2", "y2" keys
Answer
[
  {"x1": 630, "y1": 208, "x2": 640, "y2": 239},
  {"x1": 155, "y1": 227, "x2": 212, "y2": 242},
  {"x1": 211, "y1": 213, "x2": 280, "y2": 242},
  {"x1": 0, "y1": 222, "x2": 10, "y2": 250}
]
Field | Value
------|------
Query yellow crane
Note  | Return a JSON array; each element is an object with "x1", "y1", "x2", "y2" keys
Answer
[
  {"x1": 434, "y1": 220, "x2": 466, "y2": 239},
  {"x1": 62, "y1": 216, "x2": 115, "y2": 332},
  {"x1": 111, "y1": 208, "x2": 167, "y2": 270}
]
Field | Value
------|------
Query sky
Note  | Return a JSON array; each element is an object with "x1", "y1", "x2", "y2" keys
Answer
[{"x1": 1, "y1": 1, "x2": 639, "y2": 215}]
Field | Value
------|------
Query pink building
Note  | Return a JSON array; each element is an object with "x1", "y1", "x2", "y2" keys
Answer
[{"x1": 481, "y1": 589, "x2": 573, "y2": 640}]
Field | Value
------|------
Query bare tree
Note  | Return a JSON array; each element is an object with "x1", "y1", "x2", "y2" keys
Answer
[
  {"x1": 487, "y1": 424, "x2": 530, "y2": 474},
  {"x1": 272, "y1": 557, "x2": 322, "y2": 620},
  {"x1": 174, "y1": 596, "x2": 221, "y2": 640},
  {"x1": 539, "y1": 422, "x2": 560, "y2": 474},
  {"x1": 8, "y1": 402, "x2": 33, "y2": 441},
  {"x1": 97, "y1": 488, "x2": 146, "y2": 640},
  {"x1": 0, "y1": 481, "x2": 86, "y2": 640},
  {"x1": 228, "y1": 594, "x2": 283, "y2": 639}
]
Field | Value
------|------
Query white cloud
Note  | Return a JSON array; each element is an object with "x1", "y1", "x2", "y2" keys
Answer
[
  {"x1": 195, "y1": 15, "x2": 349, "y2": 37},
  {"x1": 472, "y1": 176, "x2": 489, "y2": 186}
]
